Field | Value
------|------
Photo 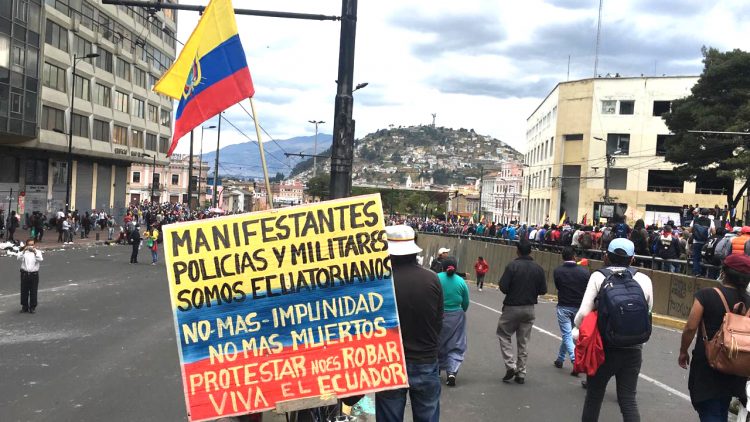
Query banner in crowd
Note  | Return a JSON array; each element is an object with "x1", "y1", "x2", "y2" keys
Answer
[{"x1": 162, "y1": 194, "x2": 407, "y2": 421}]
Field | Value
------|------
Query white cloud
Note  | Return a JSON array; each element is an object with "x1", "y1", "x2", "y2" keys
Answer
[{"x1": 170, "y1": 0, "x2": 750, "y2": 155}]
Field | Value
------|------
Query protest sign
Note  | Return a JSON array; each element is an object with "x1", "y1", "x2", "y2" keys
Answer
[{"x1": 162, "y1": 194, "x2": 407, "y2": 421}]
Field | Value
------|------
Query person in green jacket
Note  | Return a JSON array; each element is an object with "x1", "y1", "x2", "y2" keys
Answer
[{"x1": 438, "y1": 256, "x2": 470, "y2": 387}]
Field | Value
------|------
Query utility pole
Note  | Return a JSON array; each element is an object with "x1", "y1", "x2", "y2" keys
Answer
[
  {"x1": 604, "y1": 153, "x2": 614, "y2": 204},
  {"x1": 329, "y1": 0, "x2": 358, "y2": 200},
  {"x1": 212, "y1": 113, "x2": 223, "y2": 208},
  {"x1": 308, "y1": 120, "x2": 324, "y2": 177},
  {"x1": 187, "y1": 130, "x2": 193, "y2": 208},
  {"x1": 478, "y1": 166, "x2": 484, "y2": 222}
]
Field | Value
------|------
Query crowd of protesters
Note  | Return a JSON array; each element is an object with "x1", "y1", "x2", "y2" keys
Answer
[{"x1": 392, "y1": 205, "x2": 749, "y2": 279}]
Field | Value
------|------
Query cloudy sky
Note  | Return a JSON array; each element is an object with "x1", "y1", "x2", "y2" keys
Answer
[{"x1": 171, "y1": 0, "x2": 750, "y2": 158}]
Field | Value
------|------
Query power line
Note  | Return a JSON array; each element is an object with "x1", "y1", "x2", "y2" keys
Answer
[
  {"x1": 237, "y1": 102, "x2": 291, "y2": 155},
  {"x1": 219, "y1": 116, "x2": 293, "y2": 170}
]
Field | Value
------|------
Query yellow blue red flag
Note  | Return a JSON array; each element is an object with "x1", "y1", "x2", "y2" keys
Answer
[{"x1": 154, "y1": 0, "x2": 254, "y2": 156}]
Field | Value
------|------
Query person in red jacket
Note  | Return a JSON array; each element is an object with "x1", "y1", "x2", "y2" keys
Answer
[{"x1": 474, "y1": 256, "x2": 489, "y2": 291}]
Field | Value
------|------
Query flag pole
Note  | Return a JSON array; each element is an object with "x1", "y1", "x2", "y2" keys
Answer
[{"x1": 248, "y1": 97, "x2": 274, "y2": 209}]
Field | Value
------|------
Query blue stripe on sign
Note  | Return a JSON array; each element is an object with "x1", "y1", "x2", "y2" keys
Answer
[{"x1": 176, "y1": 277, "x2": 400, "y2": 364}]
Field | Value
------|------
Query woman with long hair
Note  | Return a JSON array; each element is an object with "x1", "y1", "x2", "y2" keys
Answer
[
  {"x1": 438, "y1": 256, "x2": 470, "y2": 387},
  {"x1": 678, "y1": 254, "x2": 750, "y2": 421}
]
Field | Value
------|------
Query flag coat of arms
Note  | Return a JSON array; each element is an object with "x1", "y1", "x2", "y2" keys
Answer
[{"x1": 154, "y1": 0, "x2": 254, "y2": 156}]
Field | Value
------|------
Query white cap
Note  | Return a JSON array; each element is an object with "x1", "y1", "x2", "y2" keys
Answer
[
  {"x1": 385, "y1": 225, "x2": 422, "y2": 256},
  {"x1": 438, "y1": 247, "x2": 451, "y2": 255}
]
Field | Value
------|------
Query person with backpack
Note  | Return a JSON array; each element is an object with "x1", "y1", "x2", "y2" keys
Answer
[
  {"x1": 690, "y1": 209, "x2": 716, "y2": 277},
  {"x1": 614, "y1": 220, "x2": 631, "y2": 239},
  {"x1": 730, "y1": 226, "x2": 750, "y2": 256},
  {"x1": 678, "y1": 254, "x2": 750, "y2": 421},
  {"x1": 574, "y1": 238, "x2": 653, "y2": 422},
  {"x1": 600, "y1": 224, "x2": 614, "y2": 252},
  {"x1": 702, "y1": 229, "x2": 726, "y2": 279},
  {"x1": 655, "y1": 225, "x2": 681, "y2": 272}
]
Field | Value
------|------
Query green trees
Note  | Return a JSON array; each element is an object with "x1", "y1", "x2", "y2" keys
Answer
[
  {"x1": 305, "y1": 173, "x2": 330, "y2": 200},
  {"x1": 663, "y1": 48, "x2": 750, "y2": 209}
]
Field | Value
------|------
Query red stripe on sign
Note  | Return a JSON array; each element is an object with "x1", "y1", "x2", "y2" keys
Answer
[{"x1": 182, "y1": 328, "x2": 407, "y2": 421}]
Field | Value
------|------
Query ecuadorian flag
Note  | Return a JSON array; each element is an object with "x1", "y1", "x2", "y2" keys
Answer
[{"x1": 154, "y1": 0, "x2": 254, "y2": 156}]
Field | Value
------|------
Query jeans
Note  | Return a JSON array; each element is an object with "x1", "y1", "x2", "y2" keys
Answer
[
  {"x1": 694, "y1": 397, "x2": 730, "y2": 422},
  {"x1": 660, "y1": 261, "x2": 678, "y2": 273},
  {"x1": 476, "y1": 273, "x2": 485, "y2": 289},
  {"x1": 151, "y1": 249, "x2": 158, "y2": 263},
  {"x1": 376, "y1": 361, "x2": 441, "y2": 422},
  {"x1": 496, "y1": 305, "x2": 535, "y2": 377},
  {"x1": 692, "y1": 242, "x2": 704, "y2": 276},
  {"x1": 556, "y1": 305, "x2": 578, "y2": 364},
  {"x1": 582, "y1": 347, "x2": 642, "y2": 422}
]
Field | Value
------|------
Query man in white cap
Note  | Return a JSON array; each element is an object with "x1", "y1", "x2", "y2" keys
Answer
[
  {"x1": 376, "y1": 225, "x2": 444, "y2": 422},
  {"x1": 574, "y1": 238, "x2": 653, "y2": 422},
  {"x1": 430, "y1": 247, "x2": 450, "y2": 273}
]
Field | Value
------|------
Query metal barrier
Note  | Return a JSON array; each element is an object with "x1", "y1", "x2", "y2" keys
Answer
[{"x1": 416, "y1": 231, "x2": 721, "y2": 280}]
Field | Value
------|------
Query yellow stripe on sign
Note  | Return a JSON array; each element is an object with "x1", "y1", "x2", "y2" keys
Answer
[
  {"x1": 162, "y1": 195, "x2": 391, "y2": 312},
  {"x1": 153, "y1": 0, "x2": 241, "y2": 99}
]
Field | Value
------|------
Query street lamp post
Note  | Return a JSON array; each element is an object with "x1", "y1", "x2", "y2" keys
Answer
[
  {"x1": 308, "y1": 120, "x2": 325, "y2": 177},
  {"x1": 212, "y1": 113, "x2": 223, "y2": 208},
  {"x1": 198, "y1": 124, "x2": 217, "y2": 209},
  {"x1": 65, "y1": 53, "x2": 99, "y2": 214}
]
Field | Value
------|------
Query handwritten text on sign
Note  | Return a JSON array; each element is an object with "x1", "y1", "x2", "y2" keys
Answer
[{"x1": 163, "y1": 195, "x2": 407, "y2": 421}]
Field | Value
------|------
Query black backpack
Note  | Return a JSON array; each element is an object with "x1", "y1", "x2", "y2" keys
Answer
[
  {"x1": 701, "y1": 236, "x2": 722, "y2": 265},
  {"x1": 580, "y1": 232, "x2": 593, "y2": 249},
  {"x1": 597, "y1": 268, "x2": 652, "y2": 347},
  {"x1": 561, "y1": 230, "x2": 574, "y2": 246},
  {"x1": 615, "y1": 223, "x2": 629, "y2": 239},
  {"x1": 693, "y1": 222, "x2": 709, "y2": 242}
]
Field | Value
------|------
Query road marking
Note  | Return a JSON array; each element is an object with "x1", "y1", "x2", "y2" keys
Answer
[{"x1": 471, "y1": 299, "x2": 691, "y2": 402}]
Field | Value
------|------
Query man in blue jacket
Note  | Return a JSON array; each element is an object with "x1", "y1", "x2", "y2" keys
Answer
[{"x1": 553, "y1": 247, "x2": 590, "y2": 373}]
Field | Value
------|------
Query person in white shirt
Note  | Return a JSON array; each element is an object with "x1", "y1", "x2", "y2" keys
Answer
[
  {"x1": 574, "y1": 238, "x2": 653, "y2": 422},
  {"x1": 18, "y1": 238, "x2": 43, "y2": 313}
]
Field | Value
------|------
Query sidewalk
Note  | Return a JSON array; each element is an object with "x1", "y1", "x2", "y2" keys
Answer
[{"x1": 2, "y1": 227, "x2": 106, "y2": 251}]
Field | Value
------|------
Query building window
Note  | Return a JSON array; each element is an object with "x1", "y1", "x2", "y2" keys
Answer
[
  {"x1": 51, "y1": 161, "x2": 67, "y2": 185},
  {"x1": 10, "y1": 91, "x2": 21, "y2": 114},
  {"x1": 131, "y1": 128, "x2": 143, "y2": 148},
  {"x1": 98, "y1": 13, "x2": 112, "y2": 41},
  {"x1": 653, "y1": 100, "x2": 671, "y2": 116},
  {"x1": 606, "y1": 133, "x2": 630, "y2": 155},
  {"x1": 80, "y1": 2, "x2": 95, "y2": 30},
  {"x1": 116, "y1": 57, "x2": 130, "y2": 81},
  {"x1": 42, "y1": 62, "x2": 66, "y2": 92},
  {"x1": 609, "y1": 168, "x2": 627, "y2": 190},
  {"x1": 0, "y1": 35, "x2": 9, "y2": 68},
  {"x1": 73, "y1": 74, "x2": 90, "y2": 101},
  {"x1": 46, "y1": 0, "x2": 70, "y2": 16},
  {"x1": 132, "y1": 171, "x2": 140, "y2": 183},
  {"x1": 133, "y1": 67, "x2": 146, "y2": 88},
  {"x1": 93, "y1": 119, "x2": 109, "y2": 142},
  {"x1": 146, "y1": 132, "x2": 156, "y2": 150},
  {"x1": 171, "y1": 174, "x2": 179, "y2": 185},
  {"x1": 95, "y1": 49, "x2": 113, "y2": 73},
  {"x1": 41, "y1": 105, "x2": 65, "y2": 131},
  {"x1": 45, "y1": 20, "x2": 68, "y2": 52},
  {"x1": 114, "y1": 90, "x2": 128, "y2": 113},
  {"x1": 71, "y1": 113, "x2": 88, "y2": 137},
  {"x1": 647, "y1": 170, "x2": 683, "y2": 193},
  {"x1": 656, "y1": 134, "x2": 672, "y2": 156},
  {"x1": 601, "y1": 100, "x2": 616, "y2": 114},
  {"x1": 159, "y1": 136, "x2": 168, "y2": 153},
  {"x1": 160, "y1": 109, "x2": 171, "y2": 127},
  {"x1": 11, "y1": 43, "x2": 24, "y2": 72},
  {"x1": 14, "y1": 0, "x2": 27, "y2": 22},
  {"x1": 152, "y1": 173, "x2": 160, "y2": 187},
  {"x1": 149, "y1": 73, "x2": 158, "y2": 89},
  {"x1": 73, "y1": 35, "x2": 92, "y2": 58},
  {"x1": 113, "y1": 124, "x2": 128, "y2": 145},
  {"x1": 563, "y1": 134, "x2": 583, "y2": 141},
  {"x1": 148, "y1": 104, "x2": 158, "y2": 123},
  {"x1": 619, "y1": 100, "x2": 635, "y2": 115},
  {"x1": 93, "y1": 83, "x2": 111, "y2": 107},
  {"x1": 132, "y1": 97, "x2": 144, "y2": 118},
  {"x1": 25, "y1": 46, "x2": 38, "y2": 77}
]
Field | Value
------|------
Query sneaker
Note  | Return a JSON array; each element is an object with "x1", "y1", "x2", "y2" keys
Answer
[
  {"x1": 502, "y1": 368, "x2": 516, "y2": 382},
  {"x1": 553, "y1": 360, "x2": 563, "y2": 369},
  {"x1": 20, "y1": 308, "x2": 28, "y2": 313},
  {"x1": 514, "y1": 375, "x2": 525, "y2": 384},
  {"x1": 570, "y1": 368, "x2": 579, "y2": 377},
  {"x1": 29, "y1": 308, "x2": 35, "y2": 314},
  {"x1": 478, "y1": 288, "x2": 482, "y2": 292},
  {"x1": 447, "y1": 374, "x2": 456, "y2": 387},
  {"x1": 581, "y1": 380, "x2": 587, "y2": 389}
]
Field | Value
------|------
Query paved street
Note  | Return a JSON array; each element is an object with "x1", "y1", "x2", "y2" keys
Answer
[{"x1": 1, "y1": 244, "x2": 697, "y2": 421}]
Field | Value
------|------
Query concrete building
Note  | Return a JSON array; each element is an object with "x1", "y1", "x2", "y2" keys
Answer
[
  {"x1": 0, "y1": 0, "x2": 176, "y2": 220},
  {"x1": 481, "y1": 162, "x2": 523, "y2": 224},
  {"x1": 128, "y1": 154, "x2": 209, "y2": 205},
  {"x1": 522, "y1": 76, "x2": 742, "y2": 227}
]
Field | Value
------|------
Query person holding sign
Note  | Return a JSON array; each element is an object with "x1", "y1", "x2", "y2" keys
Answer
[
  {"x1": 376, "y1": 225, "x2": 444, "y2": 422},
  {"x1": 438, "y1": 257, "x2": 469, "y2": 387}
]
